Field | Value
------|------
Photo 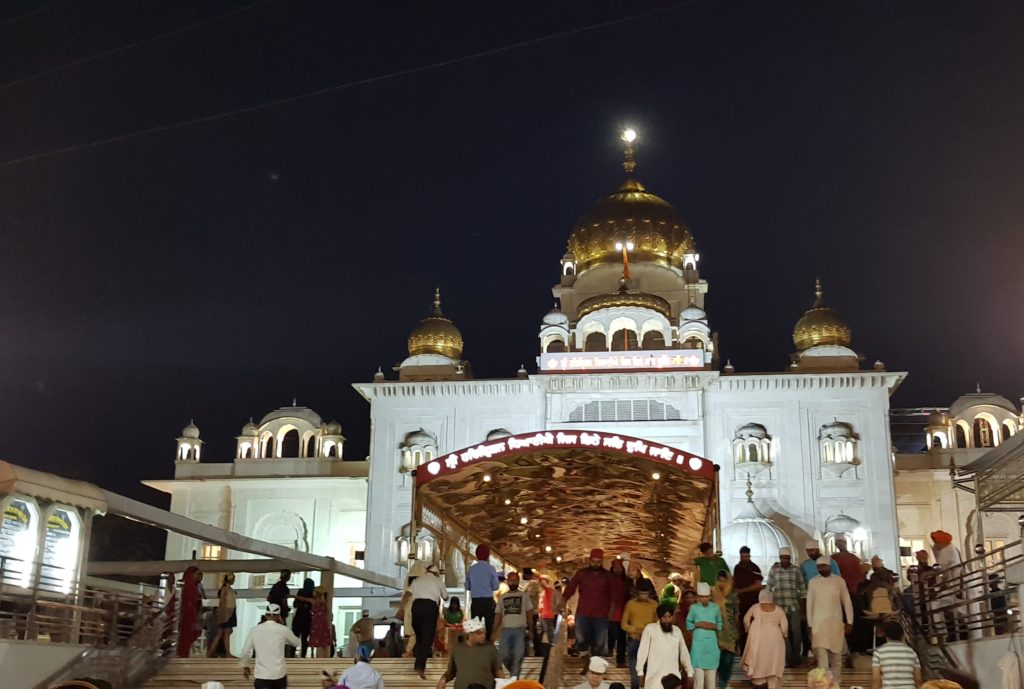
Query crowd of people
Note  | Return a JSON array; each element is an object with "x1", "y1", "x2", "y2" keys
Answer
[{"x1": 202, "y1": 531, "x2": 990, "y2": 689}]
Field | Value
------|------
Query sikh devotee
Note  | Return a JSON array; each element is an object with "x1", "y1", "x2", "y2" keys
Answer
[
  {"x1": 807, "y1": 557, "x2": 853, "y2": 686},
  {"x1": 563, "y1": 549, "x2": 613, "y2": 672},
  {"x1": 930, "y1": 530, "x2": 978, "y2": 641},
  {"x1": 802, "y1": 543, "x2": 839, "y2": 583},
  {"x1": 467, "y1": 545, "x2": 500, "y2": 640},
  {"x1": 573, "y1": 656, "x2": 611, "y2": 689},
  {"x1": 766, "y1": 547, "x2": 806, "y2": 668},
  {"x1": 635, "y1": 603, "x2": 694, "y2": 689},
  {"x1": 686, "y1": 582, "x2": 723, "y2": 689},
  {"x1": 741, "y1": 590, "x2": 788, "y2": 689},
  {"x1": 436, "y1": 617, "x2": 503, "y2": 689},
  {"x1": 622, "y1": 579, "x2": 660, "y2": 689}
]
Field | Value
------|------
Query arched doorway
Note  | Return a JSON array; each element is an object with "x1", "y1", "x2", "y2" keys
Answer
[{"x1": 413, "y1": 430, "x2": 717, "y2": 576}]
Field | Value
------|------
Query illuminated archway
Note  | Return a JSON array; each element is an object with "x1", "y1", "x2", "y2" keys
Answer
[{"x1": 415, "y1": 430, "x2": 717, "y2": 576}]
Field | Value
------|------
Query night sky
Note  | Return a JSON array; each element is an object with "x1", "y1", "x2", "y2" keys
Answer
[{"x1": 1, "y1": 1, "x2": 1023, "y2": 507}]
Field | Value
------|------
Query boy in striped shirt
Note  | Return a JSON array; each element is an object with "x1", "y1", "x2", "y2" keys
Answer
[{"x1": 872, "y1": 621, "x2": 922, "y2": 689}]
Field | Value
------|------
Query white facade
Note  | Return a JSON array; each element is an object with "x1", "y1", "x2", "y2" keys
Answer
[
  {"x1": 356, "y1": 145, "x2": 906, "y2": 581},
  {"x1": 147, "y1": 410, "x2": 368, "y2": 655},
  {"x1": 154, "y1": 141, "x2": 914, "y2": 634}
]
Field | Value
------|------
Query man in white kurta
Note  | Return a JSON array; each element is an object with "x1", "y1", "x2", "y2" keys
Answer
[
  {"x1": 806, "y1": 557, "x2": 853, "y2": 687},
  {"x1": 635, "y1": 604, "x2": 694, "y2": 689}
]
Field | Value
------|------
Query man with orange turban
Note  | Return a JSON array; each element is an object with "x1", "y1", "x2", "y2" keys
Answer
[{"x1": 930, "y1": 531, "x2": 980, "y2": 642}]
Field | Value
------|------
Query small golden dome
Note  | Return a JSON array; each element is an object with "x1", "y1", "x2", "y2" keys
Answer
[
  {"x1": 577, "y1": 284, "x2": 672, "y2": 320},
  {"x1": 407, "y1": 288, "x2": 464, "y2": 359},
  {"x1": 792, "y1": 279, "x2": 852, "y2": 351}
]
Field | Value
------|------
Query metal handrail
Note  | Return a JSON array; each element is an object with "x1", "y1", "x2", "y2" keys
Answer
[
  {"x1": 906, "y1": 538, "x2": 1021, "y2": 644},
  {"x1": 0, "y1": 555, "x2": 180, "y2": 689}
]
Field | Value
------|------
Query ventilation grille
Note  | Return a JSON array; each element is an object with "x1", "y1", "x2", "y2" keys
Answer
[{"x1": 568, "y1": 399, "x2": 682, "y2": 423}]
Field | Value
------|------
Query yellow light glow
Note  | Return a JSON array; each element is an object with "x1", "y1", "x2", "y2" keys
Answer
[{"x1": 622, "y1": 128, "x2": 637, "y2": 143}]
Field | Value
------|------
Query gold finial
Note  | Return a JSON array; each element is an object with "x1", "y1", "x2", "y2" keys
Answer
[
  {"x1": 745, "y1": 474, "x2": 754, "y2": 502},
  {"x1": 432, "y1": 287, "x2": 443, "y2": 315},
  {"x1": 621, "y1": 128, "x2": 637, "y2": 175},
  {"x1": 814, "y1": 277, "x2": 823, "y2": 304}
]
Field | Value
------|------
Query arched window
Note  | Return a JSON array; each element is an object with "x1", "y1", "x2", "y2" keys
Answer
[
  {"x1": 304, "y1": 436, "x2": 316, "y2": 458},
  {"x1": 682, "y1": 336, "x2": 705, "y2": 350},
  {"x1": 546, "y1": 339, "x2": 566, "y2": 353},
  {"x1": 563, "y1": 262, "x2": 575, "y2": 276},
  {"x1": 955, "y1": 422, "x2": 969, "y2": 448},
  {"x1": 280, "y1": 429, "x2": 300, "y2": 457},
  {"x1": 732, "y1": 423, "x2": 772, "y2": 471},
  {"x1": 973, "y1": 418, "x2": 994, "y2": 448},
  {"x1": 819, "y1": 422, "x2": 859, "y2": 475},
  {"x1": 641, "y1": 331, "x2": 666, "y2": 350},
  {"x1": 610, "y1": 329, "x2": 639, "y2": 351},
  {"x1": 1003, "y1": 421, "x2": 1016, "y2": 442},
  {"x1": 930, "y1": 433, "x2": 946, "y2": 449},
  {"x1": 401, "y1": 429, "x2": 437, "y2": 473},
  {"x1": 584, "y1": 331, "x2": 607, "y2": 352},
  {"x1": 263, "y1": 434, "x2": 275, "y2": 458}
]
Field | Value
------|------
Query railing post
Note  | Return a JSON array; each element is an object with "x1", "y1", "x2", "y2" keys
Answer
[
  {"x1": 973, "y1": 543, "x2": 990, "y2": 638},
  {"x1": 26, "y1": 556, "x2": 43, "y2": 641}
]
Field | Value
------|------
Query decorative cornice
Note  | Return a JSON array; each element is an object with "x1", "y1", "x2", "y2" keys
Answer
[
  {"x1": 354, "y1": 370, "x2": 907, "y2": 399},
  {"x1": 353, "y1": 379, "x2": 538, "y2": 400},
  {"x1": 535, "y1": 372, "x2": 715, "y2": 393},
  {"x1": 711, "y1": 371, "x2": 906, "y2": 394}
]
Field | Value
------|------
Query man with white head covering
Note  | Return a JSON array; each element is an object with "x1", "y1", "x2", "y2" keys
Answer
[
  {"x1": 572, "y1": 655, "x2": 611, "y2": 689},
  {"x1": 685, "y1": 582, "x2": 722, "y2": 689},
  {"x1": 806, "y1": 556, "x2": 853, "y2": 686},
  {"x1": 635, "y1": 602, "x2": 693, "y2": 689},
  {"x1": 238, "y1": 603, "x2": 301, "y2": 689},
  {"x1": 766, "y1": 546, "x2": 806, "y2": 667},
  {"x1": 437, "y1": 617, "x2": 503, "y2": 689},
  {"x1": 801, "y1": 541, "x2": 839, "y2": 583}
]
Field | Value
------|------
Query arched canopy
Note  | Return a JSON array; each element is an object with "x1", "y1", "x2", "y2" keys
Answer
[{"x1": 416, "y1": 430, "x2": 717, "y2": 576}]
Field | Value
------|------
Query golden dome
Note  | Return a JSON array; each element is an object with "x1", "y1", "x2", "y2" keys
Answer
[
  {"x1": 577, "y1": 284, "x2": 672, "y2": 320},
  {"x1": 407, "y1": 288, "x2": 464, "y2": 359},
  {"x1": 567, "y1": 177, "x2": 695, "y2": 273},
  {"x1": 792, "y1": 279, "x2": 852, "y2": 351}
]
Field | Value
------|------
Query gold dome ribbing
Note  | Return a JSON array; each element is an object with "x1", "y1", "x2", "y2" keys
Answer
[
  {"x1": 792, "y1": 279, "x2": 852, "y2": 351},
  {"x1": 407, "y1": 288, "x2": 464, "y2": 359}
]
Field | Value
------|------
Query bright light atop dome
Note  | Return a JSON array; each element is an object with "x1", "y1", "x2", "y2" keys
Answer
[
  {"x1": 615, "y1": 241, "x2": 635, "y2": 251},
  {"x1": 622, "y1": 128, "x2": 637, "y2": 143}
]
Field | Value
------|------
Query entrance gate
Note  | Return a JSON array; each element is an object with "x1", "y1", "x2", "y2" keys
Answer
[{"x1": 413, "y1": 430, "x2": 719, "y2": 576}]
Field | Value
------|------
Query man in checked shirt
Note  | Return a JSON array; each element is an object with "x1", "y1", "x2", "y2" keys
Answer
[{"x1": 766, "y1": 547, "x2": 807, "y2": 668}]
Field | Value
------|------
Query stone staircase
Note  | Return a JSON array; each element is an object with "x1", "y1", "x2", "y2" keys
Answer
[{"x1": 144, "y1": 654, "x2": 874, "y2": 689}]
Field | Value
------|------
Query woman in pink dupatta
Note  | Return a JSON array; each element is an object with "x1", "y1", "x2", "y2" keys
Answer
[{"x1": 742, "y1": 589, "x2": 788, "y2": 689}]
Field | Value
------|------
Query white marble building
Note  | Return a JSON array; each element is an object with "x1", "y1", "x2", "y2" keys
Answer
[
  {"x1": 146, "y1": 407, "x2": 369, "y2": 652},
  {"x1": 357, "y1": 134, "x2": 905, "y2": 581},
  {"x1": 154, "y1": 133, "x2": 913, "y2": 627}
]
